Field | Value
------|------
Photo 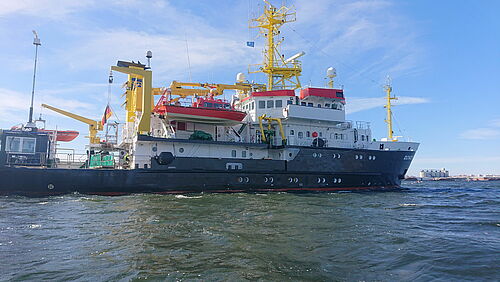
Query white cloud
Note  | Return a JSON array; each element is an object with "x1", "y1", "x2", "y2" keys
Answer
[
  {"x1": 0, "y1": 0, "x2": 94, "y2": 19},
  {"x1": 460, "y1": 118, "x2": 500, "y2": 140},
  {"x1": 62, "y1": 30, "x2": 253, "y2": 75},
  {"x1": 460, "y1": 128, "x2": 500, "y2": 140},
  {"x1": 0, "y1": 87, "x2": 99, "y2": 127},
  {"x1": 346, "y1": 96, "x2": 429, "y2": 114},
  {"x1": 293, "y1": 0, "x2": 424, "y2": 80},
  {"x1": 416, "y1": 156, "x2": 500, "y2": 164},
  {"x1": 490, "y1": 119, "x2": 500, "y2": 128}
]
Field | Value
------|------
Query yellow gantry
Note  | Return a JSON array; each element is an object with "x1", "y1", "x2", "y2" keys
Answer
[
  {"x1": 41, "y1": 103, "x2": 103, "y2": 144},
  {"x1": 258, "y1": 114, "x2": 286, "y2": 145},
  {"x1": 111, "y1": 61, "x2": 153, "y2": 135},
  {"x1": 249, "y1": 0, "x2": 302, "y2": 90},
  {"x1": 384, "y1": 82, "x2": 398, "y2": 141}
]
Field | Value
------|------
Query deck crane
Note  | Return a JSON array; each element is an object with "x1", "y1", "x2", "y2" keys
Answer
[{"x1": 41, "y1": 104, "x2": 103, "y2": 145}]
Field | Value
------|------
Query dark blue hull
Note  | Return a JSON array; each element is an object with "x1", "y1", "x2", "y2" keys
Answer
[{"x1": 0, "y1": 147, "x2": 415, "y2": 197}]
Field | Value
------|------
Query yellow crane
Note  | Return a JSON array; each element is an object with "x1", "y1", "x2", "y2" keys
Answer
[
  {"x1": 41, "y1": 104, "x2": 103, "y2": 144},
  {"x1": 168, "y1": 81, "x2": 264, "y2": 98}
]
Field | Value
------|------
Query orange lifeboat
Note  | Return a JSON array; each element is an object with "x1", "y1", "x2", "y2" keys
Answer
[
  {"x1": 154, "y1": 97, "x2": 246, "y2": 126},
  {"x1": 39, "y1": 130, "x2": 79, "y2": 142}
]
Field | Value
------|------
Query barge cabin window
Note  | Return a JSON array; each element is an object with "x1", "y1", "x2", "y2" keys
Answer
[{"x1": 5, "y1": 136, "x2": 36, "y2": 154}]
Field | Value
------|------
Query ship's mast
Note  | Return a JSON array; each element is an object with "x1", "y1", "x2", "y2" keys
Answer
[
  {"x1": 27, "y1": 30, "x2": 41, "y2": 129},
  {"x1": 250, "y1": 0, "x2": 302, "y2": 90},
  {"x1": 384, "y1": 76, "x2": 398, "y2": 141}
]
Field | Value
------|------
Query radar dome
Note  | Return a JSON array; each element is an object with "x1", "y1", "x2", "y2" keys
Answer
[
  {"x1": 236, "y1": 72, "x2": 246, "y2": 83},
  {"x1": 327, "y1": 67, "x2": 336, "y2": 78}
]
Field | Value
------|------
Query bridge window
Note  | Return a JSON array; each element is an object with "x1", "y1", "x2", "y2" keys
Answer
[
  {"x1": 6, "y1": 137, "x2": 21, "y2": 152},
  {"x1": 251, "y1": 102, "x2": 255, "y2": 110},
  {"x1": 204, "y1": 102, "x2": 213, "y2": 108},
  {"x1": 22, "y1": 138, "x2": 36, "y2": 153},
  {"x1": 301, "y1": 102, "x2": 306, "y2": 106},
  {"x1": 6, "y1": 137, "x2": 36, "y2": 154},
  {"x1": 306, "y1": 131, "x2": 310, "y2": 137},
  {"x1": 267, "y1": 100, "x2": 274, "y2": 108},
  {"x1": 231, "y1": 150, "x2": 237, "y2": 157},
  {"x1": 307, "y1": 103, "x2": 313, "y2": 107},
  {"x1": 287, "y1": 100, "x2": 293, "y2": 105},
  {"x1": 275, "y1": 100, "x2": 283, "y2": 108},
  {"x1": 258, "y1": 101, "x2": 265, "y2": 109},
  {"x1": 332, "y1": 103, "x2": 338, "y2": 109},
  {"x1": 290, "y1": 130, "x2": 295, "y2": 135},
  {"x1": 325, "y1": 103, "x2": 330, "y2": 108},
  {"x1": 298, "y1": 132, "x2": 303, "y2": 139},
  {"x1": 242, "y1": 151, "x2": 247, "y2": 158}
]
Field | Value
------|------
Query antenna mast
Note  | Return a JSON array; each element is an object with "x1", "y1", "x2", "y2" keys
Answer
[
  {"x1": 249, "y1": 0, "x2": 302, "y2": 90},
  {"x1": 384, "y1": 76, "x2": 398, "y2": 141},
  {"x1": 27, "y1": 30, "x2": 41, "y2": 128}
]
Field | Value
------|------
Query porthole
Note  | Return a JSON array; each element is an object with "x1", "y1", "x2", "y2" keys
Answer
[
  {"x1": 333, "y1": 154, "x2": 336, "y2": 159},
  {"x1": 373, "y1": 156, "x2": 376, "y2": 160},
  {"x1": 333, "y1": 178, "x2": 337, "y2": 183},
  {"x1": 367, "y1": 182, "x2": 371, "y2": 186},
  {"x1": 317, "y1": 178, "x2": 321, "y2": 183},
  {"x1": 318, "y1": 153, "x2": 322, "y2": 158},
  {"x1": 313, "y1": 153, "x2": 317, "y2": 158},
  {"x1": 269, "y1": 177, "x2": 274, "y2": 183},
  {"x1": 368, "y1": 156, "x2": 372, "y2": 160},
  {"x1": 338, "y1": 178, "x2": 342, "y2": 183},
  {"x1": 47, "y1": 183, "x2": 54, "y2": 190},
  {"x1": 337, "y1": 154, "x2": 341, "y2": 159},
  {"x1": 264, "y1": 177, "x2": 269, "y2": 183},
  {"x1": 238, "y1": 177, "x2": 243, "y2": 183},
  {"x1": 289, "y1": 153, "x2": 293, "y2": 157},
  {"x1": 288, "y1": 177, "x2": 293, "y2": 183},
  {"x1": 179, "y1": 148, "x2": 184, "y2": 153},
  {"x1": 355, "y1": 155, "x2": 359, "y2": 160},
  {"x1": 359, "y1": 155, "x2": 363, "y2": 160},
  {"x1": 244, "y1": 177, "x2": 250, "y2": 183},
  {"x1": 294, "y1": 177, "x2": 299, "y2": 183},
  {"x1": 322, "y1": 178, "x2": 326, "y2": 183}
]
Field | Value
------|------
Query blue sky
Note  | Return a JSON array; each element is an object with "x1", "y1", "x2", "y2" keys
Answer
[{"x1": 0, "y1": 0, "x2": 498, "y2": 175}]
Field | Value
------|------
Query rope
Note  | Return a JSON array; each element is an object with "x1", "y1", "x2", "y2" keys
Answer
[
  {"x1": 391, "y1": 108, "x2": 408, "y2": 139},
  {"x1": 287, "y1": 27, "x2": 382, "y2": 87},
  {"x1": 184, "y1": 32, "x2": 193, "y2": 82}
]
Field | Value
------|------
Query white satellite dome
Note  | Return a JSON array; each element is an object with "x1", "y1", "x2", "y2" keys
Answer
[
  {"x1": 326, "y1": 67, "x2": 336, "y2": 78},
  {"x1": 236, "y1": 72, "x2": 246, "y2": 83}
]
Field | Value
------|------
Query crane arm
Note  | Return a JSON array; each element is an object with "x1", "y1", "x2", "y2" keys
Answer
[{"x1": 41, "y1": 104, "x2": 102, "y2": 130}]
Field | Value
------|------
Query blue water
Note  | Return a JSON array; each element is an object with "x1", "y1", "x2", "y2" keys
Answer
[{"x1": 0, "y1": 181, "x2": 498, "y2": 281}]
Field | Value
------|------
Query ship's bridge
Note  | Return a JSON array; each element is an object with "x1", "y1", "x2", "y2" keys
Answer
[{"x1": 237, "y1": 88, "x2": 346, "y2": 123}]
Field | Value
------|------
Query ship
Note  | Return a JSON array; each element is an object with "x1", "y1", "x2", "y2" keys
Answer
[{"x1": 0, "y1": 1, "x2": 418, "y2": 196}]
